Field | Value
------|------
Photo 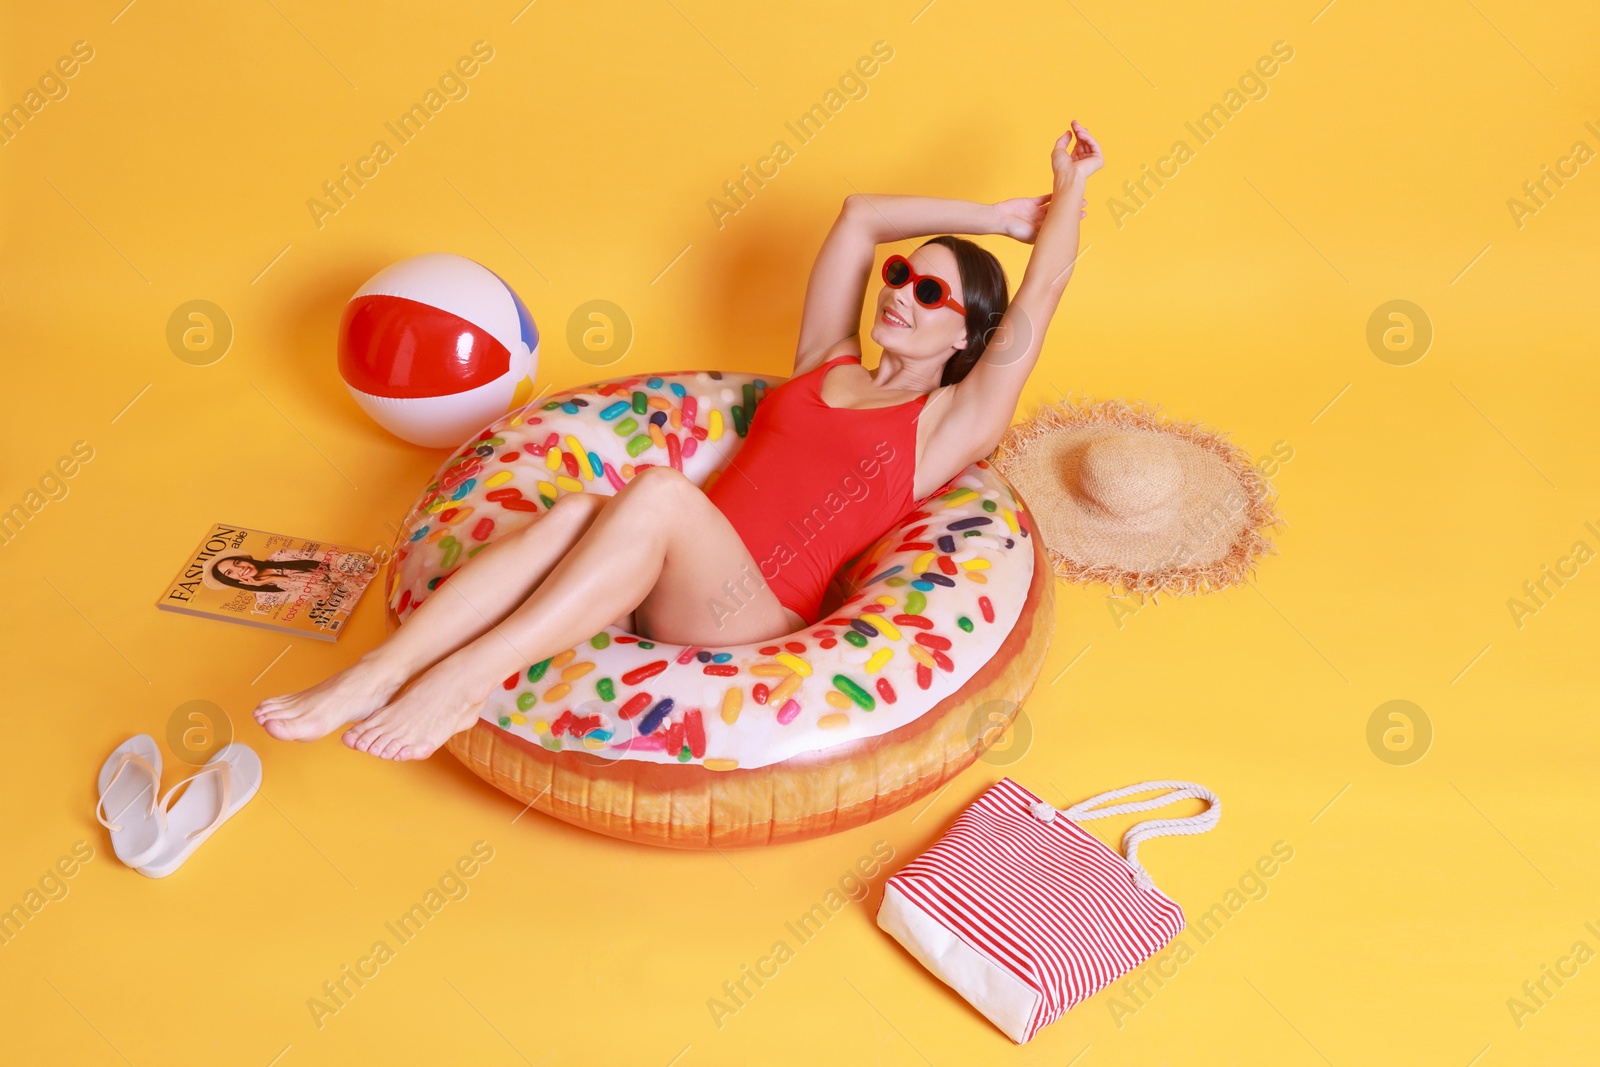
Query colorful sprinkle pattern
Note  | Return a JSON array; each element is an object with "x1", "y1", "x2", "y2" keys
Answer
[{"x1": 385, "y1": 371, "x2": 1036, "y2": 771}]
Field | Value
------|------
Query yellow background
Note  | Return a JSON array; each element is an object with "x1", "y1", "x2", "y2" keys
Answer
[{"x1": 3, "y1": 1, "x2": 1597, "y2": 1063}]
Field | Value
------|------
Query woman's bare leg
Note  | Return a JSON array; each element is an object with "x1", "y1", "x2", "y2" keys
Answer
[
  {"x1": 253, "y1": 492, "x2": 611, "y2": 741},
  {"x1": 343, "y1": 466, "x2": 800, "y2": 761}
]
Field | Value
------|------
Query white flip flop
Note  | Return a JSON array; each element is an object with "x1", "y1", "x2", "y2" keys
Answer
[
  {"x1": 135, "y1": 743, "x2": 262, "y2": 879},
  {"x1": 95, "y1": 735, "x2": 166, "y2": 868}
]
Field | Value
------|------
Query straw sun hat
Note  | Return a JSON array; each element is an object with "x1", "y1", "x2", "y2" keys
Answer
[{"x1": 992, "y1": 396, "x2": 1281, "y2": 598}]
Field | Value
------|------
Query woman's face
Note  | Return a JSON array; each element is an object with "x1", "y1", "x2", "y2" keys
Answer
[
  {"x1": 869, "y1": 243, "x2": 968, "y2": 364},
  {"x1": 217, "y1": 558, "x2": 259, "y2": 584}
]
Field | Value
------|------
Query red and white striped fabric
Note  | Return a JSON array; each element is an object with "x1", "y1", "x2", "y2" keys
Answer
[{"x1": 877, "y1": 778, "x2": 1220, "y2": 1043}]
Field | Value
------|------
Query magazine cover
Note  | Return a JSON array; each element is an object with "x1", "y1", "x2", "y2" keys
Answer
[{"x1": 156, "y1": 522, "x2": 379, "y2": 641}]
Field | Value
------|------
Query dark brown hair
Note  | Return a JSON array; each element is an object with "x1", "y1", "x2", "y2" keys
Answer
[
  {"x1": 210, "y1": 554, "x2": 325, "y2": 593},
  {"x1": 921, "y1": 235, "x2": 1009, "y2": 386}
]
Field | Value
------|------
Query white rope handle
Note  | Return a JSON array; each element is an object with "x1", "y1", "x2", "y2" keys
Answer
[{"x1": 1058, "y1": 780, "x2": 1221, "y2": 889}]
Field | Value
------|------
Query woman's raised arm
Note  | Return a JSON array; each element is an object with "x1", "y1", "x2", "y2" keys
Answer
[
  {"x1": 930, "y1": 121, "x2": 1103, "y2": 466},
  {"x1": 793, "y1": 194, "x2": 1007, "y2": 377}
]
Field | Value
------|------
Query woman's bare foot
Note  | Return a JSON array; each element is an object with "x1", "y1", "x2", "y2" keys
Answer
[
  {"x1": 253, "y1": 653, "x2": 411, "y2": 742},
  {"x1": 340, "y1": 655, "x2": 491, "y2": 762}
]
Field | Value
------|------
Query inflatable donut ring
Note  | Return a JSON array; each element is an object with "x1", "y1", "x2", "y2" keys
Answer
[{"x1": 383, "y1": 370, "x2": 1055, "y2": 848}]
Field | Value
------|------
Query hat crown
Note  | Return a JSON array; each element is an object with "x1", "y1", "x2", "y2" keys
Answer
[
  {"x1": 991, "y1": 396, "x2": 1279, "y2": 595},
  {"x1": 1077, "y1": 435, "x2": 1182, "y2": 517}
]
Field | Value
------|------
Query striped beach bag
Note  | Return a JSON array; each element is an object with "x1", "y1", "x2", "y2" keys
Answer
[{"x1": 877, "y1": 778, "x2": 1221, "y2": 1043}]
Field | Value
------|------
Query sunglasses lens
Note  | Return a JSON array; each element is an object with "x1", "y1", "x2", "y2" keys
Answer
[
  {"x1": 885, "y1": 259, "x2": 910, "y2": 286},
  {"x1": 914, "y1": 278, "x2": 944, "y2": 307}
]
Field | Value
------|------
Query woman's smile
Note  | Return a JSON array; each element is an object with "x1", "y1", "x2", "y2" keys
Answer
[{"x1": 881, "y1": 305, "x2": 912, "y2": 328}]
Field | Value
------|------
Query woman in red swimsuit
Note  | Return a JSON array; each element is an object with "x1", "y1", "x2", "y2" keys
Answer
[{"x1": 256, "y1": 121, "x2": 1104, "y2": 761}]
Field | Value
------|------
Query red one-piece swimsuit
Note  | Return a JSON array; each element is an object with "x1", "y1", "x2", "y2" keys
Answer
[{"x1": 704, "y1": 353, "x2": 929, "y2": 626}]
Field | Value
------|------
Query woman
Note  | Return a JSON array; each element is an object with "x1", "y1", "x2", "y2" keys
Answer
[
  {"x1": 211, "y1": 551, "x2": 370, "y2": 609},
  {"x1": 254, "y1": 120, "x2": 1103, "y2": 761},
  {"x1": 211, "y1": 555, "x2": 329, "y2": 598}
]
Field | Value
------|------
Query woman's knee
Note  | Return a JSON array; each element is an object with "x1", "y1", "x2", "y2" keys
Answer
[
  {"x1": 617, "y1": 465, "x2": 696, "y2": 509},
  {"x1": 545, "y1": 489, "x2": 607, "y2": 527},
  {"x1": 602, "y1": 468, "x2": 702, "y2": 557},
  {"x1": 502, "y1": 492, "x2": 603, "y2": 552}
]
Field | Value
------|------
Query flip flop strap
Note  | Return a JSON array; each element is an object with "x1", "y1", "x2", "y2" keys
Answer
[
  {"x1": 159, "y1": 758, "x2": 234, "y2": 842},
  {"x1": 94, "y1": 752, "x2": 159, "y2": 832}
]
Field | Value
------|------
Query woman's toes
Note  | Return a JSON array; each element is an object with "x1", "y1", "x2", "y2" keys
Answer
[{"x1": 345, "y1": 711, "x2": 397, "y2": 756}]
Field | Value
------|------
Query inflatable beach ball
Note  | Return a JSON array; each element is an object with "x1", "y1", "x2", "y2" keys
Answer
[{"x1": 338, "y1": 253, "x2": 539, "y2": 448}]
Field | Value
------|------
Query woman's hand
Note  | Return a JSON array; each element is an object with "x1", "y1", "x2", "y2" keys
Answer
[
  {"x1": 993, "y1": 190, "x2": 1088, "y2": 243},
  {"x1": 992, "y1": 195, "x2": 1051, "y2": 243},
  {"x1": 1050, "y1": 120, "x2": 1104, "y2": 190}
]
